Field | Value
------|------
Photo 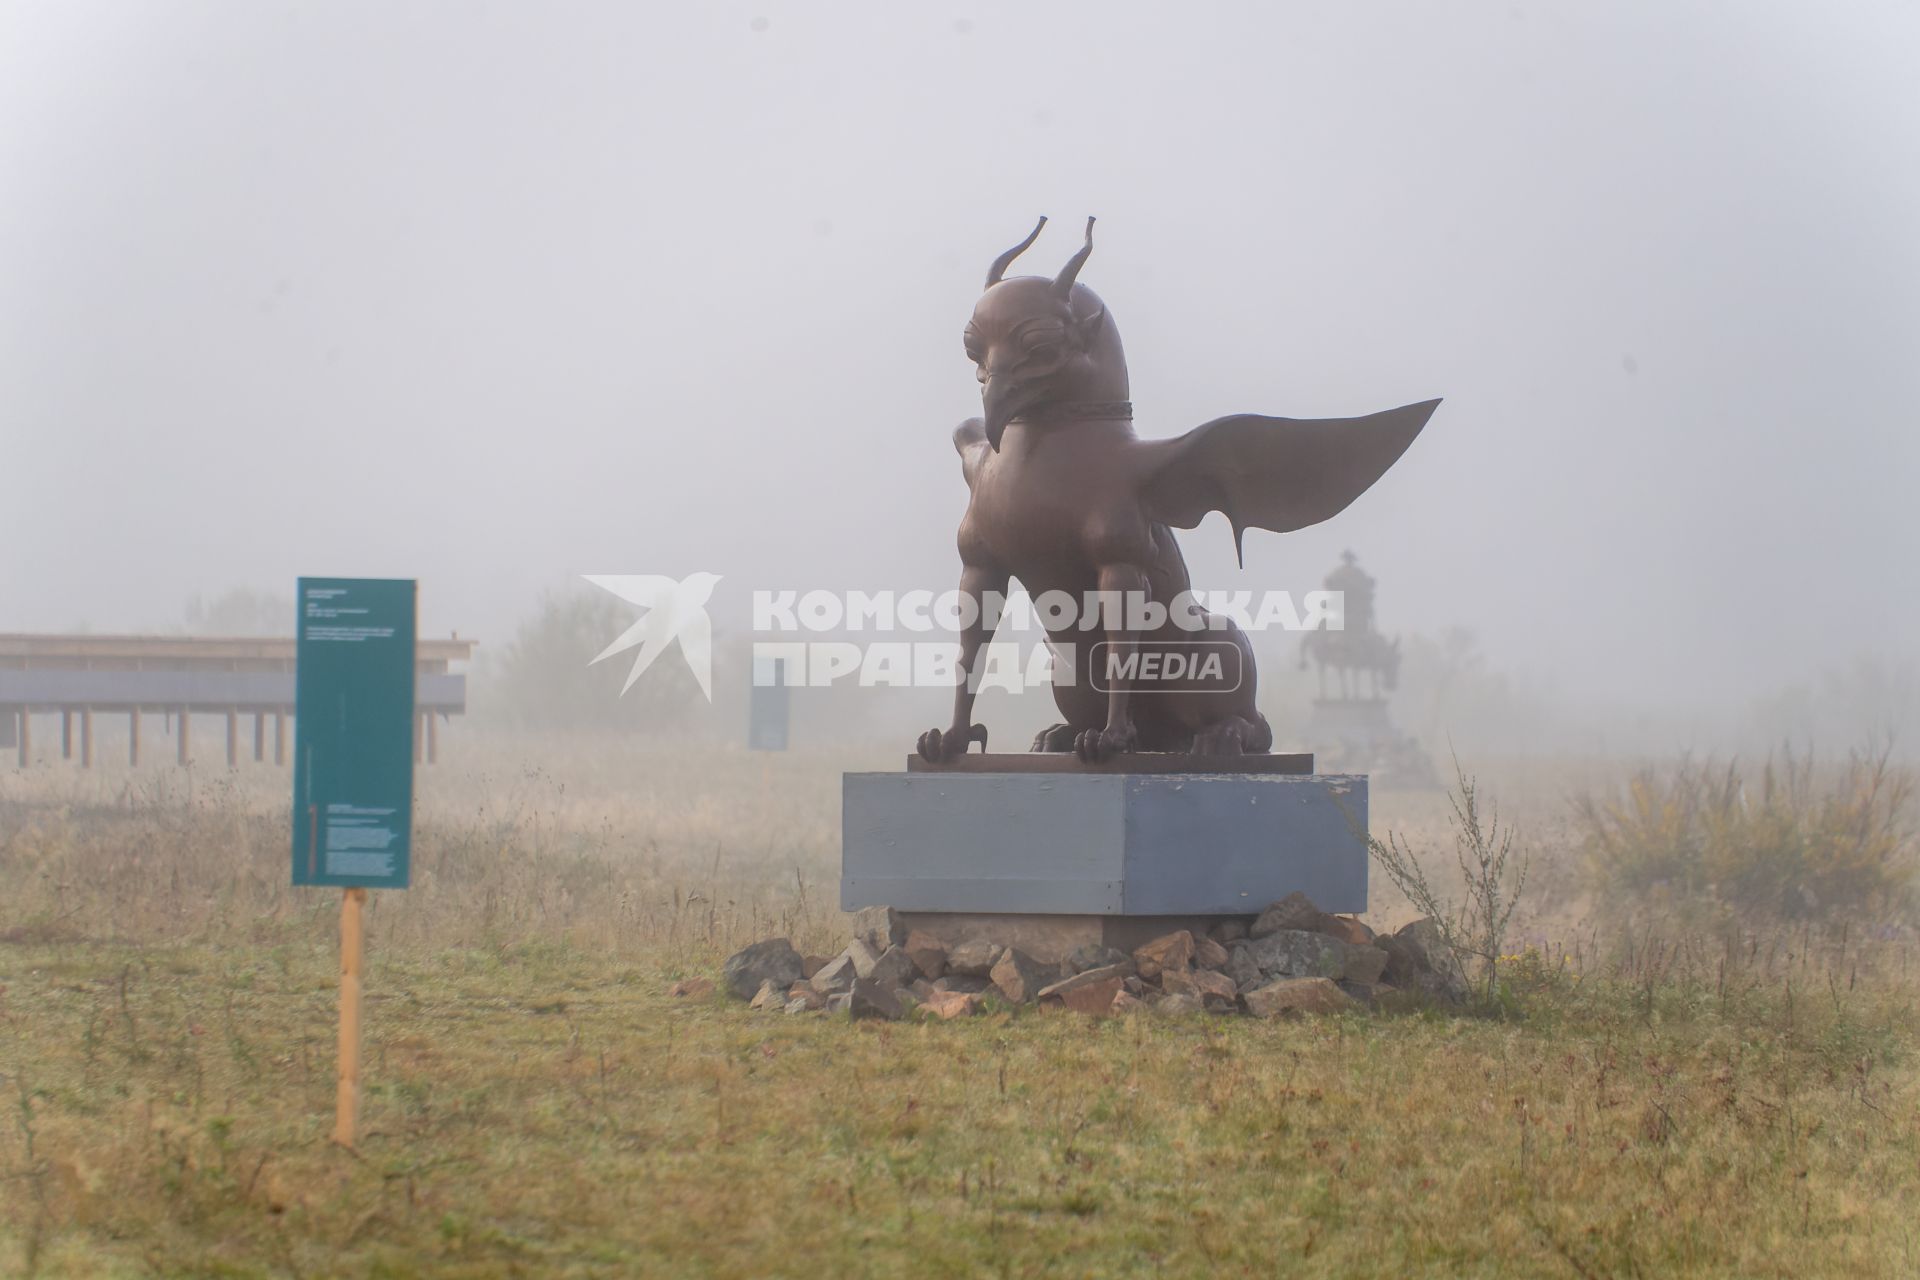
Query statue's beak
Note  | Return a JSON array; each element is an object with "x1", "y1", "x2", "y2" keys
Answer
[{"x1": 982, "y1": 377, "x2": 1035, "y2": 452}]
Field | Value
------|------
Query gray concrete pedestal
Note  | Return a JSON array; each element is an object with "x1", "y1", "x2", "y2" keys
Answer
[{"x1": 842, "y1": 765, "x2": 1369, "y2": 960}]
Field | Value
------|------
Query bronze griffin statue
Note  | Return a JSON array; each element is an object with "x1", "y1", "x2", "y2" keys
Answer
[{"x1": 916, "y1": 217, "x2": 1438, "y2": 764}]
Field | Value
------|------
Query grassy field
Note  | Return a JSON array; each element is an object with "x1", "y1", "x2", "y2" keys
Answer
[{"x1": 2, "y1": 740, "x2": 1917, "y2": 1277}]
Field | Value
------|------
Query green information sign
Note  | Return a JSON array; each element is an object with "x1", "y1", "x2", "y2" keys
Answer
[{"x1": 292, "y1": 578, "x2": 417, "y2": 889}]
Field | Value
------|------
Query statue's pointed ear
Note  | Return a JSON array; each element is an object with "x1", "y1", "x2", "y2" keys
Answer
[{"x1": 1073, "y1": 303, "x2": 1107, "y2": 350}]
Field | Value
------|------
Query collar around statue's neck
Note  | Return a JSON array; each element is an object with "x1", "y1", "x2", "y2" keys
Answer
[{"x1": 1010, "y1": 400, "x2": 1133, "y2": 424}]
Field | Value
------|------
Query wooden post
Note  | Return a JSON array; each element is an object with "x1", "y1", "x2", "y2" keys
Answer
[
  {"x1": 80, "y1": 710, "x2": 93, "y2": 768},
  {"x1": 426, "y1": 711, "x2": 439, "y2": 765},
  {"x1": 15, "y1": 708, "x2": 27, "y2": 768},
  {"x1": 130, "y1": 709, "x2": 141, "y2": 766},
  {"x1": 253, "y1": 712, "x2": 265, "y2": 762},
  {"x1": 177, "y1": 709, "x2": 190, "y2": 765},
  {"x1": 274, "y1": 711, "x2": 287, "y2": 766},
  {"x1": 62, "y1": 710, "x2": 72, "y2": 760},
  {"x1": 333, "y1": 887, "x2": 368, "y2": 1148},
  {"x1": 226, "y1": 709, "x2": 238, "y2": 769}
]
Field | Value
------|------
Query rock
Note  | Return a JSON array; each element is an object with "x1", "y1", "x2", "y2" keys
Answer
[
  {"x1": 825, "y1": 992, "x2": 852, "y2": 1014},
  {"x1": 919, "y1": 989, "x2": 981, "y2": 1019},
  {"x1": 1064, "y1": 943, "x2": 1130, "y2": 975},
  {"x1": 1123, "y1": 975, "x2": 1148, "y2": 996},
  {"x1": 991, "y1": 947, "x2": 1056, "y2": 1004},
  {"x1": 1246, "y1": 929, "x2": 1342, "y2": 978},
  {"x1": 1039, "y1": 963, "x2": 1130, "y2": 997},
  {"x1": 1208, "y1": 919, "x2": 1250, "y2": 945},
  {"x1": 1193, "y1": 935, "x2": 1230, "y2": 970},
  {"x1": 1162, "y1": 966, "x2": 1238, "y2": 1010},
  {"x1": 784, "y1": 991, "x2": 825, "y2": 1013},
  {"x1": 992, "y1": 948, "x2": 1059, "y2": 1004},
  {"x1": 722, "y1": 938, "x2": 804, "y2": 1001},
  {"x1": 847, "y1": 978, "x2": 904, "y2": 1020},
  {"x1": 1038, "y1": 964, "x2": 1130, "y2": 1014},
  {"x1": 1244, "y1": 977, "x2": 1355, "y2": 1017},
  {"x1": 866, "y1": 945, "x2": 918, "y2": 992},
  {"x1": 1061, "y1": 976, "x2": 1123, "y2": 1014},
  {"x1": 1343, "y1": 945, "x2": 1390, "y2": 985},
  {"x1": 1133, "y1": 930, "x2": 1196, "y2": 981},
  {"x1": 1110, "y1": 990, "x2": 1147, "y2": 1015},
  {"x1": 1243, "y1": 929, "x2": 1387, "y2": 984},
  {"x1": 845, "y1": 937, "x2": 884, "y2": 979},
  {"x1": 1251, "y1": 892, "x2": 1331, "y2": 939},
  {"x1": 851, "y1": 906, "x2": 907, "y2": 952},
  {"x1": 902, "y1": 930, "x2": 949, "y2": 980},
  {"x1": 1337, "y1": 979, "x2": 1396, "y2": 1006},
  {"x1": 1379, "y1": 918, "x2": 1468, "y2": 1003},
  {"x1": 667, "y1": 977, "x2": 715, "y2": 999},
  {"x1": 1153, "y1": 993, "x2": 1206, "y2": 1017},
  {"x1": 933, "y1": 973, "x2": 992, "y2": 995},
  {"x1": 749, "y1": 979, "x2": 787, "y2": 1010},
  {"x1": 1320, "y1": 916, "x2": 1375, "y2": 946},
  {"x1": 1385, "y1": 917, "x2": 1452, "y2": 971},
  {"x1": 800, "y1": 955, "x2": 829, "y2": 979},
  {"x1": 947, "y1": 939, "x2": 1002, "y2": 977},
  {"x1": 1224, "y1": 942, "x2": 1264, "y2": 993},
  {"x1": 810, "y1": 953, "x2": 859, "y2": 996}
]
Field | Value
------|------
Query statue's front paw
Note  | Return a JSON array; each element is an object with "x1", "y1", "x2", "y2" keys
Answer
[
  {"x1": 1074, "y1": 722, "x2": 1138, "y2": 763},
  {"x1": 916, "y1": 722, "x2": 988, "y2": 762}
]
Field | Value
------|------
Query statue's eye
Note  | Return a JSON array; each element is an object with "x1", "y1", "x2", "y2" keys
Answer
[{"x1": 1026, "y1": 344, "x2": 1058, "y2": 364}]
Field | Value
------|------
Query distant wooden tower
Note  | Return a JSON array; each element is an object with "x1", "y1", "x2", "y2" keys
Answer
[{"x1": 1298, "y1": 554, "x2": 1436, "y2": 787}]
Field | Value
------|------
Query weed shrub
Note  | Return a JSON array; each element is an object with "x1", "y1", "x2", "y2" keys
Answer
[
  {"x1": 1366, "y1": 756, "x2": 1530, "y2": 1004},
  {"x1": 1575, "y1": 744, "x2": 1916, "y2": 922}
]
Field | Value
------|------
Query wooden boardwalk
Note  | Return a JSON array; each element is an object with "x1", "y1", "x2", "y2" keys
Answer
[{"x1": 0, "y1": 633, "x2": 474, "y2": 768}]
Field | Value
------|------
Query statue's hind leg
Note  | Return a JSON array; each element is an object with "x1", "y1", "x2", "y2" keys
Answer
[
  {"x1": 1189, "y1": 711, "x2": 1273, "y2": 756},
  {"x1": 1036, "y1": 647, "x2": 1104, "y2": 752}
]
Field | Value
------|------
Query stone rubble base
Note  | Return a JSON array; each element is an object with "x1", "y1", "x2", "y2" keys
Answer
[{"x1": 704, "y1": 894, "x2": 1469, "y2": 1021}]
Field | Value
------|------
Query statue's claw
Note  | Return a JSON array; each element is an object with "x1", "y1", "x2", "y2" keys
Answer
[
  {"x1": 1073, "y1": 721, "x2": 1138, "y2": 763},
  {"x1": 1190, "y1": 717, "x2": 1250, "y2": 756},
  {"x1": 917, "y1": 722, "x2": 988, "y2": 762},
  {"x1": 1030, "y1": 722, "x2": 1078, "y2": 753}
]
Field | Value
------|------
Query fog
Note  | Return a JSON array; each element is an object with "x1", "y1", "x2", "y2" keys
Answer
[{"x1": 4, "y1": 2, "x2": 1917, "y2": 747}]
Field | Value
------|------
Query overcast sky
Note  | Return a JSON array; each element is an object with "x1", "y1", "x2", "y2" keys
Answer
[{"x1": 3, "y1": 1, "x2": 1916, "y2": 718}]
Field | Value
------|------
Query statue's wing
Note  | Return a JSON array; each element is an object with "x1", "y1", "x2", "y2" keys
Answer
[{"x1": 1136, "y1": 399, "x2": 1438, "y2": 565}]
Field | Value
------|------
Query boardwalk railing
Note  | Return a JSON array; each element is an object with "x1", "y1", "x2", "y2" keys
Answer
[{"x1": 0, "y1": 634, "x2": 474, "y2": 768}]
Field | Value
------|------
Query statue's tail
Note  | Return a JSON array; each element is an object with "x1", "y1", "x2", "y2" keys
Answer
[{"x1": 1246, "y1": 711, "x2": 1274, "y2": 753}]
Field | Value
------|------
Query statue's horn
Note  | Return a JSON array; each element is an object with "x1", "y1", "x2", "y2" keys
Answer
[
  {"x1": 984, "y1": 216, "x2": 1047, "y2": 288},
  {"x1": 1053, "y1": 216, "x2": 1095, "y2": 298}
]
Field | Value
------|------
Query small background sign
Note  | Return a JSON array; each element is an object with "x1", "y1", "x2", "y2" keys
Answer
[
  {"x1": 292, "y1": 578, "x2": 416, "y2": 888},
  {"x1": 748, "y1": 656, "x2": 789, "y2": 751}
]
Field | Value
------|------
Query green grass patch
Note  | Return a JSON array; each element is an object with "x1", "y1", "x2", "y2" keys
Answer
[{"x1": 2, "y1": 937, "x2": 1916, "y2": 1277}]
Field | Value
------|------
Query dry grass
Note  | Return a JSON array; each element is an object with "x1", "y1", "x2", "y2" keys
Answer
[
  {"x1": 1575, "y1": 744, "x2": 1917, "y2": 923},
  {"x1": 3, "y1": 737, "x2": 1919, "y2": 1277}
]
